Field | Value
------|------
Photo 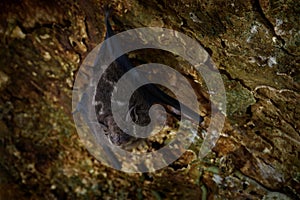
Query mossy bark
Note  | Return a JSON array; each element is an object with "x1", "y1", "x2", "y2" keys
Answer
[{"x1": 0, "y1": 0, "x2": 299, "y2": 199}]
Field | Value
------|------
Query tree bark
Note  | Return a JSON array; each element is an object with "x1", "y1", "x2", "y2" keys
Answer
[{"x1": 0, "y1": 0, "x2": 299, "y2": 199}]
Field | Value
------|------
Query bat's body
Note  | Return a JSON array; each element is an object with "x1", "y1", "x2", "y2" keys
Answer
[{"x1": 82, "y1": 10, "x2": 205, "y2": 147}]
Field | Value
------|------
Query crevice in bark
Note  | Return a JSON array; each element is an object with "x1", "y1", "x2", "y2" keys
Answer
[{"x1": 252, "y1": 0, "x2": 296, "y2": 57}]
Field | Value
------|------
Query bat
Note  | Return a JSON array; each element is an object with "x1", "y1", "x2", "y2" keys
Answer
[{"x1": 75, "y1": 9, "x2": 204, "y2": 148}]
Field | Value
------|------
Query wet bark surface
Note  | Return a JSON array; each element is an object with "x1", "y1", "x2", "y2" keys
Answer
[{"x1": 0, "y1": 0, "x2": 299, "y2": 199}]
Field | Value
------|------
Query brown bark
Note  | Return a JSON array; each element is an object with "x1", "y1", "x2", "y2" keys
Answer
[{"x1": 0, "y1": 0, "x2": 299, "y2": 199}]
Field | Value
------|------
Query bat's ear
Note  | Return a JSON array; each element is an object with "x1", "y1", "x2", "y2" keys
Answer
[
  {"x1": 103, "y1": 4, "x2": 111, "y2": 19},
  {"x1": 103, "y1": 4, "x2": 113, "y2": 30}
]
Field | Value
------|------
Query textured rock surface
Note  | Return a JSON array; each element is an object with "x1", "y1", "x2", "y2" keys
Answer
[{"x1": 0, "y1": 0, "x2": 299, "y2": 199}]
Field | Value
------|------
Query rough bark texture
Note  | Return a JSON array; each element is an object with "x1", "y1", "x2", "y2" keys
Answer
[{"x1": 0, "y1": 0, "x2": 299, "y2": 199}]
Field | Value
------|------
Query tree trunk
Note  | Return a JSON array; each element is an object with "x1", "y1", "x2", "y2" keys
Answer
[{"x1": 0, "y1": 0, "x2": 299, "y2": 199}]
